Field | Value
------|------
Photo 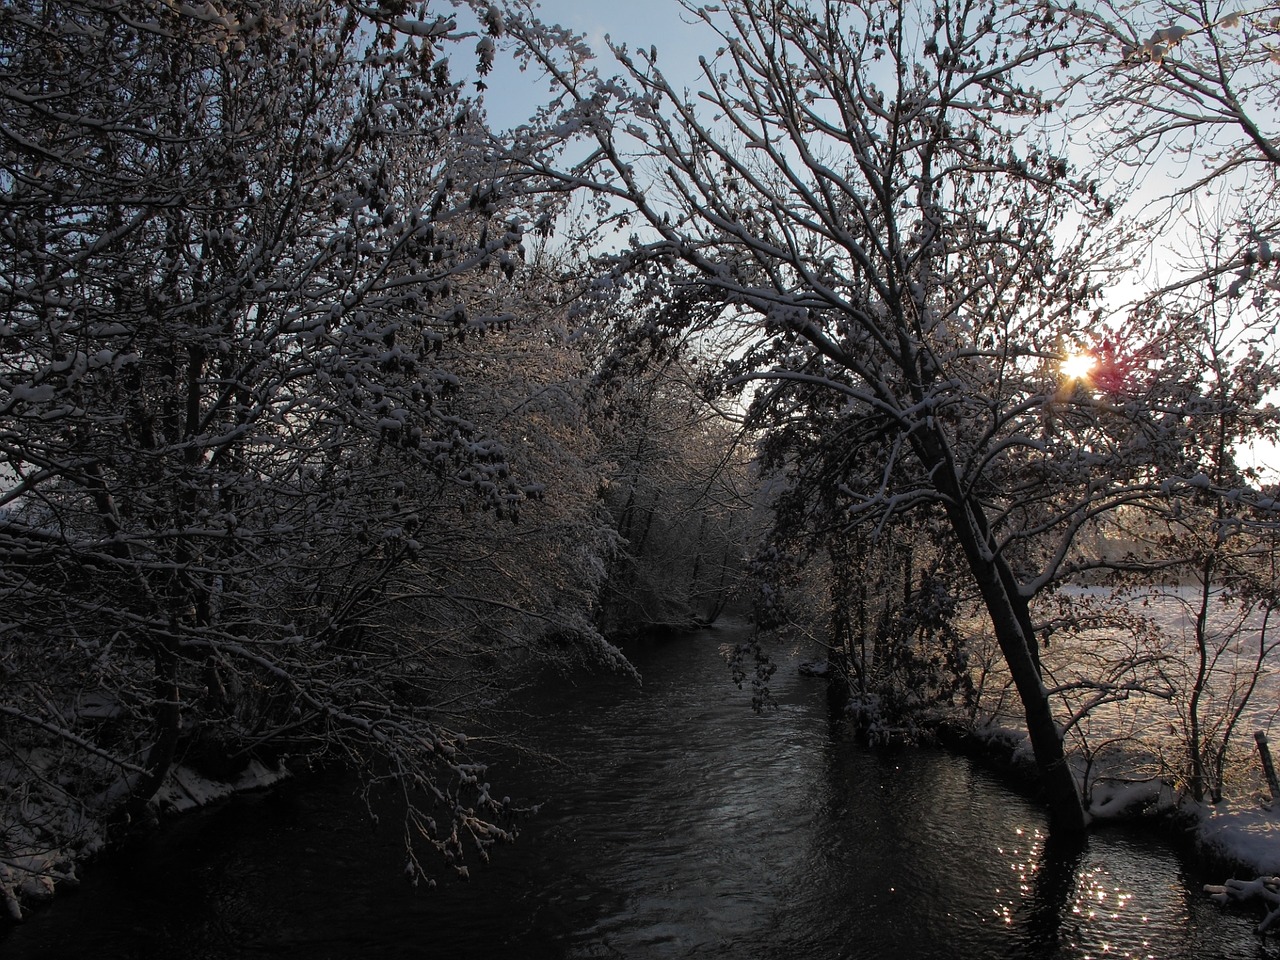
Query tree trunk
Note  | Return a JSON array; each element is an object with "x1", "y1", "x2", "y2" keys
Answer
[
  {"x1": 943, "y1": 494, "x2": 1087, "y2": 835},
  {"x1": 126, "y1": 638, "x2": 182, "y2": 819},
  {"x1": 1188, "y1": 557, "x2": 1214, "y2": 802}
]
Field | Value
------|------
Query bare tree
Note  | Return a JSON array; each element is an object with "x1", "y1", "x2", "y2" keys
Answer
[
  {"x1": 501, "y1": 0, "x2": 1280, "y2": 832},
  {"x1": 0, "y1": 0, "x2": 615, "y2": 911},
  {"x1": 1061, "y1": 0, "x2": 1280, "y2": 301}
]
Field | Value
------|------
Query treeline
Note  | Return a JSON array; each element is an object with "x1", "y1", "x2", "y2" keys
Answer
[
  {"x1": 0, "y1": 0, "x2": 757, "y2": 915},
  {"x1": 5, "y1": 0, "x2": 1280, "y2": 915}
]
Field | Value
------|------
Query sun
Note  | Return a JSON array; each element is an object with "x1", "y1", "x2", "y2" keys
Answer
[{"x1": 1060, "y1": 351, "x2": 1097, "y2": 382}]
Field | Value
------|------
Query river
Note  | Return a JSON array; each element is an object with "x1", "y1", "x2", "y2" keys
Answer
[{"x1": 3, "y1": 620, "x2": 1277, "y2": 958}]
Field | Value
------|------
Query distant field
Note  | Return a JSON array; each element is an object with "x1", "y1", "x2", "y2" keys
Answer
[{"x1": 968, "y1": 585, "x2": 1280, "y2": 800}]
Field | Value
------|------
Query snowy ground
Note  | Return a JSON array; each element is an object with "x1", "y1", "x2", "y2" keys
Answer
[
  {"x1": 958, "y1": 584, "x2": 1280, "y2": 923},
  {"x1": 0, "y1": 757, "x2": 288, "y2": 921}
]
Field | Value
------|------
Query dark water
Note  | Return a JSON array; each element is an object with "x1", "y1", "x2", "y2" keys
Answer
[{"x1": 4, "y1": 621, "x2": 1277, "y2": 959}]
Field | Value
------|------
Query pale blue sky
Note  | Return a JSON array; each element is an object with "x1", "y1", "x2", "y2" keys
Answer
[
  {"x1": 480, "y1": 1, "x2": 711, "y2": 128},
  {"x1": 529, "y1": 0, "x2": 692, "y2": 55}
]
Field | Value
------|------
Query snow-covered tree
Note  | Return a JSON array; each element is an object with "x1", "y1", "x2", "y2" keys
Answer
[
  {"x1": 504, "y1": 0, "x2": 1280, "y2": 831},
  {"x1": 0, "y1": 0, "x2": 612, "y2": 908},
  {"x1": 1061, "y1": 0, "x2": 1280, "y2": 302},
  {"x1": 580, "y1": 269, "x2": 759, "y2": 634}
]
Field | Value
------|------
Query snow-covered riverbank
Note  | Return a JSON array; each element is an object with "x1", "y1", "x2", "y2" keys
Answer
[
  {"x1": 971, "y1": 583, "x2": 1280, "y2": 929},
  {"x1": 0, "y1": 759, "x2": 288, "y2": 921}
]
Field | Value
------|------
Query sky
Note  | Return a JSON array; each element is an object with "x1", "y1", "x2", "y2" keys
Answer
[
  {"x1": 524, "y1": 0, "x2": 695, "y2": 59},
  {"x1": 480, "y1": 0, "x2": 709, "y2": 128},
  {"x1": 530, "y1": 0, "x2": 681, "y2": 44},
  {"x1": 472, "y1": 1, "x2": 1280, "y2": 482}
]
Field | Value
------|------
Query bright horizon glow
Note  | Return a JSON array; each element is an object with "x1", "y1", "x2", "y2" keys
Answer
[{"x1": 1060, "y1": 352, "x2": 1097, "y2": 381}]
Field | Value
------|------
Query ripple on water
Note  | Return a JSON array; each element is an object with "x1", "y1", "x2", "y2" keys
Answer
[{"x1": 2, "y1": 625, "x2": 1276, "y2": 959}]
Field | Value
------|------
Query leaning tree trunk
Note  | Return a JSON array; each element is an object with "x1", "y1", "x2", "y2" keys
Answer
[
  {"x1": 945, "y1": 494, "x2": 1087, "y2": 834},
  {"x1": 919, "y1": 434, "x2": 1087, "y2": 834}
]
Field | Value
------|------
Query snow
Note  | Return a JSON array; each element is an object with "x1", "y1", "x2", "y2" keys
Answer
[
  {"x1": 153, "y1": 759, "x2": 290, "y2": 814},
  {"x1": 1196, "y1": 803, "x2": 1280, "y2": 877},
  {"x1": 1205, "y1": 875, "x2": 1280, "y2": 932},
  {"x1": 0, "y1": 758, "x2": 289, "y2": 921},
  {"x1": 395, "y1": 16, "x2": 455, "y2": 40},
  {"x1": 1086, "y1": 777, "x2": 1177, "y2": 820},
  {"x1": 942, "y1": 582, "x2": 1280, "y2": 925}
]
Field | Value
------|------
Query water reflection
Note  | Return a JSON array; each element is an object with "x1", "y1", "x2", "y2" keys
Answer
[
  {"x1": 1020, "y1": 827, "x2": 1085, "y2": 953},
  {"x1": 2, "y1": 623, "x2": 1277, "y2": 959}
]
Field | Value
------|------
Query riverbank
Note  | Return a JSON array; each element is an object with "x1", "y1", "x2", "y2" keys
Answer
[
  {"x1": 0, "y1": 758, "x2": 288, "y2": 921},
  {"x1": 924, "y1": 707, "x2": 1280, "y2": 931},
  {"x1": 937, "y1": 716, "x2": 1280, "y2": 864},
  {"x1": 936, "y1": 581, "x2": 1280, "y2": 928},
  {"x1": 2, "y1": 624, "x2": 1268, "y2": 959}
]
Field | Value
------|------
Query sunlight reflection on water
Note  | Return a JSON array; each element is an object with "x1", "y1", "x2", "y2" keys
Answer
[{"x1": 972, "y1": 818, "x2": 1232, "y2": 960}]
